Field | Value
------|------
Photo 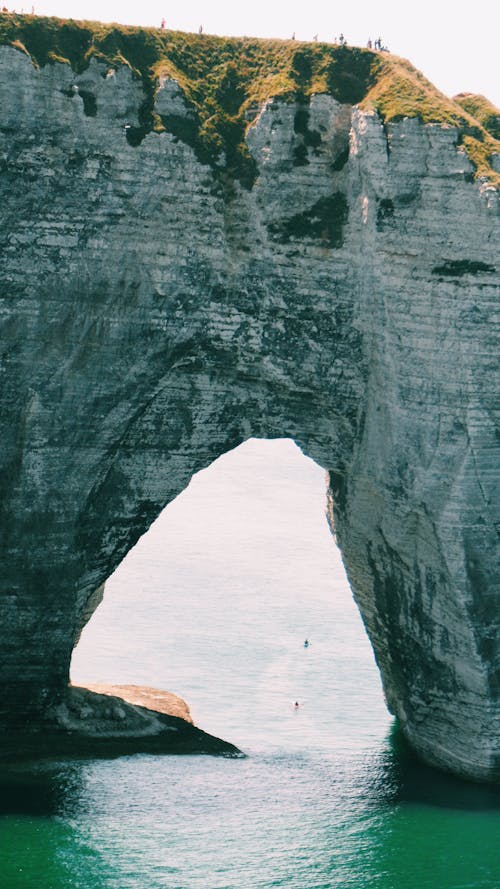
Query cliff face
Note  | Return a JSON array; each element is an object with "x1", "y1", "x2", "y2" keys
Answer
[{"x1": 0, "y1": 38, "x2": 498, "y2": 780}]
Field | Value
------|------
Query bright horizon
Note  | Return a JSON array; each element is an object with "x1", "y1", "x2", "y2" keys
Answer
[{"x1": 20, "y1": 0, "x2": 500, "y2": 107}]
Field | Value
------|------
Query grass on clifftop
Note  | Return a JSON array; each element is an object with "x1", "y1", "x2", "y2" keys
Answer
[
  {"x1": 453, "y1": 93, "x2": 500, "y2": 140},
  {"x1": 0, "y1": 14, "x2": 498, "y2": 188}
]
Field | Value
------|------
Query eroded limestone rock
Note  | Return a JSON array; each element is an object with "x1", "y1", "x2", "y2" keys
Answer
[
  {"x1": 0, "y1": 683, "x2": 241, "y2": 759},
  {"x1": 0, "y1": 45, "x2": 498, "y2": 780}
]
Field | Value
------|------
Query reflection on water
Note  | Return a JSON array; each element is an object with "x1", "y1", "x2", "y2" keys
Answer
[
  {"x1": 1, "y1": 439, "x2": 499, "y2": 888},
  {"x1": 386, "y1": 725, "x2": 500, "y2": 812},
  {"x1": 2, "y1": 727, "x2": 500, "y2": 821},
  {"x1": 1, "y1": 738, "x2": 499, "y2": 889}
]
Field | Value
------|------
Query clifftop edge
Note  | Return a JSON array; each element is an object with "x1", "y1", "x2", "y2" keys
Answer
[{"x1": 1, "y1": 13, "x2": 498, "y2": 187}]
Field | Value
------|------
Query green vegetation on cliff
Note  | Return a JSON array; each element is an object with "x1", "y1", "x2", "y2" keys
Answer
[
  {"x1": 453, "y1": 93, "x2": 500, "y2": 140},
  {"x1": 0, "y1": 14, "x2": 498, "y2": 188}
]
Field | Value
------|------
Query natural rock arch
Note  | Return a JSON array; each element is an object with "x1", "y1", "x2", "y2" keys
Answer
[{"x1": 0, "y1": 42, "x2": 498, "y2": 780}]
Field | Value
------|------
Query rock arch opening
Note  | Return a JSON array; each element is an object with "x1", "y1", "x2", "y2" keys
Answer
[{"x1": 70, "y1": 437, "x2": 390, "y2": 752}]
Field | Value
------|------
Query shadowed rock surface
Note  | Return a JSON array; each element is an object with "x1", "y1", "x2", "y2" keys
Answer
[{"x1": 0, "y1": 24, "x2": 498, "y2": 780}]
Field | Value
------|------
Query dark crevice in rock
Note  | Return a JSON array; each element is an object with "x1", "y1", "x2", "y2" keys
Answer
[
  {"x1": 124, "y1": 88, "x2": 156, "y2": 147},
  {"x1": 432, "y1": 260, "x2": 496, "y2": 276},
  {"x1": 376, "y1": 189, "x2": 420, "y2": 230},
  {"x1": 268, "y1": 192, "x2": 348, "y2": 247},
  {"x1": 381, "y1": 120, "x2": 392, "y2": 158},
  {"x1": 376, "y1": 198, "x2": 395, "y2": 230},
  {"x1": 125, "y1": 124, "x2": 149, "y2": 147},
  {"x1": 78, "y1": 88, "x2": 97, "y2": 117},
  {"x1": 292, "y1": 100, "x2": 322, "y2": 167},
  {"x1": 160, "y1": 112, "x2": 200, "y2": 151},
  {"x1": 331, "y1": 145, "x2": 349, "y2": 171},
  {"x1": 294, "y1": 103, "x2": 322, "y2": 145},
  {"x1": 61, "y1": 83, "x2": 99, "y2": 117},
  {"x1": 293, "y1": 142, "x2": 309, "y2": 167}
]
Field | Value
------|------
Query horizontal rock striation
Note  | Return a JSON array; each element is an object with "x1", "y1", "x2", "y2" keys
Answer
[{"x1": 0, "y1": 31, "x2": 498, "y2": 779}]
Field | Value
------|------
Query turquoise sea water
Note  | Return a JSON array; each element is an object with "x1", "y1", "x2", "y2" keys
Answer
[{"x1": 1, "y1": 439, "x2": 499, "y2": 888}]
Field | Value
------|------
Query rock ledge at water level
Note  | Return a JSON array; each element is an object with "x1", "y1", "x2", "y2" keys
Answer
[{"x1": 0, "y1": 685, "x2": 241, "y2": 759}]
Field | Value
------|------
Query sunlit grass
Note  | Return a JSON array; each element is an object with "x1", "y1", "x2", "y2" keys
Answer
[{"x1": 454, "y1": 93, "x2": 500, "y2": 139}]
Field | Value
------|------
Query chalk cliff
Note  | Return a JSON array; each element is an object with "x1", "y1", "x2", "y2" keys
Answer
[{"x1": 0, "y1": 19, "x2": 498, "y2": 779}]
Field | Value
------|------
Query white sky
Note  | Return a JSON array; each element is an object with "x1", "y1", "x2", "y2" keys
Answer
[{"x1": 27, "y1": 0, "x2": 500, "y2": 106}]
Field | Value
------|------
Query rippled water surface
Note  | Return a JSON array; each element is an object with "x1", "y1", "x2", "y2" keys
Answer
[{"x1": 1, "y1": 440, "x2": 499, "y2": 888}]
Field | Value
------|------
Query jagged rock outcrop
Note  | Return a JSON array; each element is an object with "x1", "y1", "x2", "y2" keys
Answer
[{"x1": 0, "y1": 32, "x2": 498, "y2": 780}]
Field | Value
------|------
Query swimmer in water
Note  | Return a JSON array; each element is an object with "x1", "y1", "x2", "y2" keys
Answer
[
  {"x1": 304, "y1": 639, "x2": 310, "y2": 648},
  {"x1": 294, "y1": 701, "x2": 300, "y2": 709}
]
